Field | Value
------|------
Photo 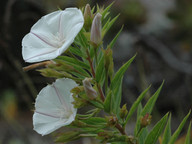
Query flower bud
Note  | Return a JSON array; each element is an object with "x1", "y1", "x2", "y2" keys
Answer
[
  {"x1": 90, "y1": 13, "x2": 102, "y2": 45},
  {"x1": 84, "y1": 4, "x2": 92, "y2": 30},
  {"x1": 120, "y1": 104, "x2": 128, "y2": 120},
  {"x1": 84, "y1": 4, "x2": 92, "y2": 19},
  {"x1": 83, "y1": 78, "x2": 97, "y2": 99},
  {"x1": 106, "y1": 116, "x2": 118, "y2": 127},
  {"x1": 140, "y1": 113, "x2": 152, "y2": 128}
]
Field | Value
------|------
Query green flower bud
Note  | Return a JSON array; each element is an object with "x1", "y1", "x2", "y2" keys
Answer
[
  {"x1": 120, "y1": 104, "x2": 128, "y2": 120},
  {"x1": 84, "y1": 4, "x2": 92, "y2": 31}
]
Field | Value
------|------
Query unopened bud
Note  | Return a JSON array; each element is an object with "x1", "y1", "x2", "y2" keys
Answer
[
  {"x1": 120, "y1": 104, "x2": 128, "y2": 120},
  {"x1": 90, "y1": 13, "x2": 102, "y2": 45},
  {"x1": 140, "y1": 113, "x2": 152, "y2": 128},
  {"x1": 84, "y1": 4, "x2": 92, "y2": 19},
  {"x1": 84, "y1": 4, "x2": 92, "y2": 30},
  {"x1": 83, "y1": 78, "x2": 97, "y2": 99},
  {"x1": 106, "y1": 116, "x2": 118, "y2": 127}
]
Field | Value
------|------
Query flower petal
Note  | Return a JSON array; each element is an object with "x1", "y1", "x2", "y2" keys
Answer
[
  {"x1": 33, "y1": 112, "x2": 75, "y2": 136},
  {"x1": 59, "y1": 8, "x2": 84, "y2": 40},
  {"x1": 22, "y1": 8, "x2": 84, "y2": 63},
  {"x1": 22, "y1": 33, "x2": 58, "y2": 62},
  {"x1": 33, "y1": 78, "x2": 78, "y2": 135}
]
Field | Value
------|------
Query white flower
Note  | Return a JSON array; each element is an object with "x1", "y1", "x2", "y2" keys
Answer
[
  {"x1": 33, "y1": 78, "x2": 78, "y2": 136},
  {"x1": 22, "y1": 8, "x2": 84, "y2": 63}
]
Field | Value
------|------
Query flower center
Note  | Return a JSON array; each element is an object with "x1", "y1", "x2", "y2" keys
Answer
[
  {"x1": 58, "y1": 105, "x2": 72, "y2": 120},
  {"x1": 50, "y1": 32, "x2": 65, "y2": 48}
]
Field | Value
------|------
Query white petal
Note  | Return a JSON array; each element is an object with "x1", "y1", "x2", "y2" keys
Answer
[
  {"x1": 33, "y1": 111, "x2": 75, "y2": 136},
  {"x1": 22, "y1": 33, "x2": 58, "y2": 62},
  {"x1": 31, "y1": 11, "x2": 61, "y2": 38},
  {"x1": 59, "y1": 8, "x2": 84, "y2": 40},
  {"x1": 33, "y1": 78, "x2": 78, "y2": 135},
  {"x1": 22, "y1": 8, "x2": 84, "y2": 63}
]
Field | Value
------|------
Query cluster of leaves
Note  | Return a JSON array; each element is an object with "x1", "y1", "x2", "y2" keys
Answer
[{"x1": 38, "y1": 3, "x2": 191, "y2": 144}]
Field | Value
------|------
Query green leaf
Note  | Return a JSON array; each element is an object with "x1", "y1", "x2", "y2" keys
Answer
[
  {"x1": 162, "y1": 114, "x2": 172, "y2": 144},
  {"x1": 81, "y1": 117, "x2": 106, "y2": 126},
  {"x1": 76, "y1": 29, "x2": 88, "y2": 48},
  {"x1": 144, "y1": 113, "x2": 169, "y2": 144},
  {"x1": 53, "y1": 59, "x2": 90, "y2": 78},
  {"x1": 184, "y1": 121, "x2": 191, "y2": 144},
  {"x1": 134, "y1": 103, "x2": 143, "y2": 136},
  {"x1": 134, "y1": 82, "x2": 164, "y2": 136},
  {"x1": 124, "y1": 85, "x2": 151, "y2": 126},
  {"x1": 56, "y1": 56, "x2": 90, "y2": 70},
  {"x1": 103, "y1": 17, "x2": 111, "y2": 30},
  {"x1": 55, "y1": 131, "x2": 80, "y2": 142},
  {"x1": 111, "y1": 77, "x2": 123, "y2": 115},
  {"x1": 168, "y1": 110, "x2": 191, "y2": 144},
  {"x1": 69, "y1": 46, "x2": 84, "y2": 58},
  {"x1": 102, "y1": 14, "x2": 120, "y2": 38},
  {"x1": 101, "y1": 2, "x2": 114, "y2": 20},
  {"x1": 111, "y1": 54, "x2": 136, "y2": 90},
  {"x1": 96, "y1": 55, "x2": 105, "y2": 83},
  {"x1": 109, "y1": 54, "x2": 136, "y2": 114},
  {"x1": 108, "y1": 25, "x2": 124, "y2": 49},
  {"x1": 137, "y1": 128, "x2": 148, "y2": 144},
  {"x1": 104, "y1": 90, "x2": 112, "y2": 113},
  {"x1": 38, "y1": 68, "x2": 70, "y2": 78},
  {"x1": 141, "y1": 81, "x2": 164, "y2": 116},
  {"x1": 89, "y1": 100, "x2": 104, "y2": 109}
]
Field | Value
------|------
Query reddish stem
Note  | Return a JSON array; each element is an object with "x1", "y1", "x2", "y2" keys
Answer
[
  {"x1": 97, "y1": 84, "x2": 105, "y2": 102},
  {"x1": 115, "y1": 123, "x2": 126, "y2": 135},
  {"x1": 86, "y1": 51, "x2": 95, "y2": 78}
]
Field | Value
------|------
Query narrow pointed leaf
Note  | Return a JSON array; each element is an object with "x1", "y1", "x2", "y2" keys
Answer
[
  {"x1": 69, "y1": 46, "x2": 84, "y2": 57},
  {"x1": 104, "y1": 90, "x2": 112, "y2": 113},
  {"x1": 55, "y1": 131, "x2": 80, "y2": 142},
  {"x1": 137, "y1": 128, "x2": 148, "y2": 144},
  {"x1": 144, "y1": 113, "x2": 169, "y2": 144},
  {"x1": 53, "y1": 59, "x2": 90, "y2": 78},
  {"x1": 81, "y1": 117, "x2": 106, "y2": 126},
  {"x1": 111, "y1": 54, "x2": 136, "y2": 89},
  {"x1": 162, "y1": 114, "x2": 172, "y2": 144},
  {"x1": 124, "y1": 85, "x2": 151, "y2": 126},
  {"x1": 134, "y1": 103, "x2": 143, "y2": 136},
  {"x1": 102, "y1": 14, "x2": 120, "y2": 38},
  {"x1": 101, "y1": 2, "x2": 114, "y2": 20},
  {"x1": 141, "y1": 81, "x2": 164, "y2": 116},
  {"x1": 184, "y1": 121, "x2": 191, "y2": 144},
  {"x1": 111, "y1": 77, "x2": 123, "y2": 115},
  {"x1": 89, "y1": 100, "x2": 104, "y2": 109},
  {"x1": 168, "y1": 110, "x2": 191, "y2": 144},
  {"x1": 96, "y1": 56, "x2": 105, "y2": 83},
  {"x1": 108, "y1": 25, "x2": 124, "y2": 49},
  {"x1": 56, "y1": 56, "x2": 90, "y2": 70},
  {"x1": 103, "y1": 17, "x2": 111, "y2": 30},
  {"x1": 38, "y1": 68, "x2": 70, "y2": 78}
]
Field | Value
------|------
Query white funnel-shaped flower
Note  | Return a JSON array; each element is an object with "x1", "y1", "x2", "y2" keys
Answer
[
  {"x1": 33, "y1": 78, "x2": 78, "y2": 136},
  {"x1": 22, "y1": 8, "x2": 84, "y2": 63}
]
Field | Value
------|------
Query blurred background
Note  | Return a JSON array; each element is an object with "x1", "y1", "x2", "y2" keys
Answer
[{"x1": 0, "y1": 0, "x2": 191, "y2": 143}]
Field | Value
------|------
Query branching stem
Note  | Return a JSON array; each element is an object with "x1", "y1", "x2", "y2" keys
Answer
[{"x1": 115, "y1": 123, "x2": 126, "y2": 135}]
